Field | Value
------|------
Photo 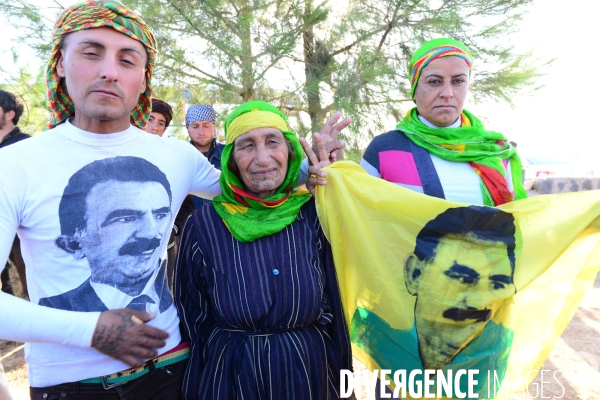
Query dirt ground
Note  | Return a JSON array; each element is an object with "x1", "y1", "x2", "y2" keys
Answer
[{"x1": 2, "y1": 267, "x2": 599, "y2": 400}]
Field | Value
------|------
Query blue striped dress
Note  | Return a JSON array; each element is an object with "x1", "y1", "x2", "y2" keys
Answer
[{"x1": 174, "y1": 199, "x2": 352, "y2": 400}]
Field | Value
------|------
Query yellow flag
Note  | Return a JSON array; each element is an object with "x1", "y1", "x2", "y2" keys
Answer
[{"x1": 316, "y1": 162, "x2": 600, "y2": 399}]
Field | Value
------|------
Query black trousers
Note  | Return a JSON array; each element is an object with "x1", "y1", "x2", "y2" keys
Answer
[{"x1": 29, "y1": 359, "x2": 187, "y2": 400}]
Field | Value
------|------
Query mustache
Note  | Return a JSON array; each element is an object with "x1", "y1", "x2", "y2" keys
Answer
[
  {"x1": 118, "y1": 237, "x2": 161, "y2": 256},
  {"x1": 88, "y1": 82, "x2": 125, "y2": 98},
  {"x1": 443, "y1": 307, "x2": 492, "y2": 322}
]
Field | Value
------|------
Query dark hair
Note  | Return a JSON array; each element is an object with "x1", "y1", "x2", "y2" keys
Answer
[
  {"x1": 0, "y1": 90, "x2": 24, "y2": 125},
  {"x1": 151, "y1": 98, "x2": 173, "y2": 128},
  {"x1": 57, "y1": 156, "x2": 172, "y2": 236},
  {"x1": 414, "y1": 206, "x2": 516, "y2": 273}
]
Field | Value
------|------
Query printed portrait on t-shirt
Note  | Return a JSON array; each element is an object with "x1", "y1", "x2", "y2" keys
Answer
[{"x1": 39, "y1": 156, "x2": 174, "y2": 313}]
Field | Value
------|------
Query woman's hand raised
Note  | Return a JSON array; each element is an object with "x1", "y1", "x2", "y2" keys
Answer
[{"x1": 300, "y1": 133, "x2": 331, "y2": 196}]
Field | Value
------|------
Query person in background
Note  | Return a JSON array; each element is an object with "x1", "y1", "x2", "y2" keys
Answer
[
  {"x1": 0, "y1": 90, "x2": 29, "y2": 298},
  {"x1": 360, "y1": 37, "x2": 527, "y2": 398},
  {"x1": 147, "y1": 98, "x2": 173, "y2": 137},
  {"x1": 185, "y1": 104, "x2": 225, "y2": 209},
  {"x1": 146, "y1": 98, "x2": 195, "y2": 291}
]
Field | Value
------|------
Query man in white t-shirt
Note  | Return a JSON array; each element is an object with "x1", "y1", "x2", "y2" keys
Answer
[
  {"x1": 0, "y1": 2, "x2": 348, "y2": 398},
  {"x1": 0, "y1": 3, "x2": 202, "y2": 398}
]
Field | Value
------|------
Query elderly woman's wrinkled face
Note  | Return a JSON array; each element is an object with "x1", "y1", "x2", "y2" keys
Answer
[
  {"x1": 232, "y1": 127, "x2": 289, "y2": 199},
  {"x1": 414, "y1": 56, "x2": 470, "y2": 127}
]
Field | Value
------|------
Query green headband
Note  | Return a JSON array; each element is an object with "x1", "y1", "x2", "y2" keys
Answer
[
  {"x1": 221, "y1": 100, "x2": 304, "y2": 197},
  {"x1": 212, "y1": 100, "x2": 311, "y2": 242},
  {"x1": 409, "y1": 38, "x2": 473, "y2": 99}
]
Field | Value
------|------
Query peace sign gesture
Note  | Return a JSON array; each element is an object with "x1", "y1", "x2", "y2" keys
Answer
[
  {"x1": 299, "y1": 133, "x2": 331, "y2": 196},
  {"x1": 315, "y1": 111, "x2": 351, "y2": 163}
]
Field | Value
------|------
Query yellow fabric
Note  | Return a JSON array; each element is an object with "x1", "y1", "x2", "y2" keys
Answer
[
  {"x1": 222, "y1": 203, "x2": 248, "y2": 216},
  {"x1": 440, "y1": 143, "x2": 466, "y2": 152},
  {"x1": 316, "y1": 161, "x2": 600, "y2": 399},
  {"x1": 225, "y1": 110, "x2": 289, "y2": 144}
]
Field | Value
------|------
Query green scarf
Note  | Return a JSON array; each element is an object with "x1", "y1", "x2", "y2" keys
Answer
[
  {"x1": 397, "y1": 108, "x2": 527, "y2": 205},
  {"x1": 212, "y1": 101, "x2": 311, "y2": 242}
]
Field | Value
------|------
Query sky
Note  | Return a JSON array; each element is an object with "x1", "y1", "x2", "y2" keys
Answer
[
  {"x1": 1, "y1": 0, "x2": 598, "y2": 161},
  {"x1": 469, "y1": 0, "x2": 600, "y2": 161}
]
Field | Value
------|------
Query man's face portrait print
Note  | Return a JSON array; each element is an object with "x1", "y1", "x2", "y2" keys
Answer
[
  {"x1": 76, "y1": 180, "x2": 171, "y2": 293},
  {"x1": 54, "y1": 156, "x2": 173, "y2": 297}
]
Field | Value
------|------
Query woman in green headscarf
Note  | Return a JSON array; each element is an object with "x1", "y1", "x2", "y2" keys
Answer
[
  {"x1": 360, "y1": 38, "x2": 527, "y2": 399},
  {"x1": 174, "y1": 101, "x2": 353, "y2": 400},
  {"x1": 361, "y1": 37, "x2": 527, "y2": 206}
]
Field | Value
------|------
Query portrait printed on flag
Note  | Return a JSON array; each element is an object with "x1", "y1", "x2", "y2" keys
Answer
[
  {"x1": 404, "y1": 206, "x2": 517, "y2": 370},
  {"x1": 350, "y1": 206, "x2": 517, "y2": 397},
  {"x1": 317, "y1": 162, "x2": 600, "y2": 399}
]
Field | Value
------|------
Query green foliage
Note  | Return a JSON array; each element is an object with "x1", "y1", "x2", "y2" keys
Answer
[
  {"x1": 0, "y1": 1, "x2": 57, "y2": 57},
  {"x1": 0, "y1": 0, "x2": 544, "y2": 152},
  {"x1": 0, "y1": 65, "x2": 48, "y2": 135}
]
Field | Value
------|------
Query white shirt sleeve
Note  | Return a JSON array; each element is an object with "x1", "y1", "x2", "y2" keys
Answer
[
  {"x1": 188, "y1": 147, "x2": 222, "y2": 200},
  {"x1": 0, "y1": 179, "x2": 17, "y2": 275},
  {"x1": 296, "y1": 158, "x2": 310, "y2": 186},
  {"x1": 0, "y1": 292, "x2": 100, "y2": 348}
]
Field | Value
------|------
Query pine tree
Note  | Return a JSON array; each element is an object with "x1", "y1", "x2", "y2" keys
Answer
[{"x1": 0, "y1": 0, "x2": 544, "y2": 154}]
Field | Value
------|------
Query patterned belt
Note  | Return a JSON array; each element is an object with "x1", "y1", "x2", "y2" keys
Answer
[{"x1": 80, "y1": 342, "x2": 190, "y2": 390}]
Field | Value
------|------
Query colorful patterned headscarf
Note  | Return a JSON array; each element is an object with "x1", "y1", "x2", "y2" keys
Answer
[
  {"x1": 45, "y1": 1, "x2": 158, "y2": 130},
  {"x1": 211, "y1": 101, "x2": 311, "y2": 242},
  {"x1": 408, "y1": 38, "x2": 473, "y2": 99}
]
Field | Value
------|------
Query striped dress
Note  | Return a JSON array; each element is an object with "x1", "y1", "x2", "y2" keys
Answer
[{"x1": 174, "y1": 199, "x2": 352, "y2": 400}]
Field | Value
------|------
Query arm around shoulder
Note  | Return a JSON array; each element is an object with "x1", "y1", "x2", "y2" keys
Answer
[
  {"x1": 187, "y1": 145, "x2": 222, "y2": 200},
  {"x1": 0, "y1": 292, "x2": 100, "y2": 348}
]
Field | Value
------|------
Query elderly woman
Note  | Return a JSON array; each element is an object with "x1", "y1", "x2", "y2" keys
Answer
[
  {"x1": 174, "y1": 101, "x2": 352, "y2": 400},
  {"x1": 361, "y1": 38, "x2": 527, "y2": 205}
]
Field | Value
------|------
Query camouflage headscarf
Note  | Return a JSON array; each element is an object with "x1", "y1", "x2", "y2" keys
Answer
[{"x1": 45, "y1": 1, "x2": 158, "y2": 130}]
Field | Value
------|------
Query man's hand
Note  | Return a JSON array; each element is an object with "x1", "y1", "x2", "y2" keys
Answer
[
  {"x1": 312, "y1": 111, "x2": 351, "y2": 164},
  {"x1": 300, "y1": 133, "x2": 330, "y2": 196},
  {"x1": 92, "y1": 309, "x2": 169, "y2": 368}
]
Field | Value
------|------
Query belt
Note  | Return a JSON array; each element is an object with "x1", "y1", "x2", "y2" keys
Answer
[{"x1": 80, "y1": 342, "x2": 190, "y2": 390}]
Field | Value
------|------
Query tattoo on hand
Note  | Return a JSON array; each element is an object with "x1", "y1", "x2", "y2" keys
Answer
[{"x1": 93, "y1": 311, "x2": 136, "y2": 356}]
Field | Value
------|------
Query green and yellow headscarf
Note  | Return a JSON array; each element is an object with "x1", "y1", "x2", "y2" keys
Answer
[
  {"x1": 212, "y1": 101, "x2": 311, "y2": 242},
  {"x1": 399, "y1": 38, "x2": 527, "y2": 206},
  {"x1": 45, "y1": 1, "x2": 158, "y2": 130},
  {"x1": 408, "y1": 37, "x2": 473, "y2": 100}
]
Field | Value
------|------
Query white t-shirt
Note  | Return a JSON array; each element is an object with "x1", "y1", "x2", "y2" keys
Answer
[{"x1": 0, "y1": 120, "x2": 221, "y2": 387}]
